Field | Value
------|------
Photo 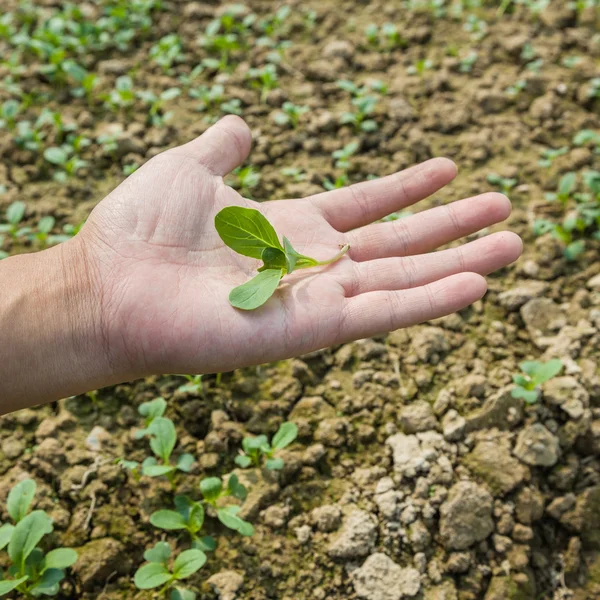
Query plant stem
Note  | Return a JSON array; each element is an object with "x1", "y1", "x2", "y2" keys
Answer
[{"x1": 314, "y1": 243, "x2": 350, "y2": 266}]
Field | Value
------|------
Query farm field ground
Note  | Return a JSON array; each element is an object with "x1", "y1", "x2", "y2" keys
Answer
[{"x1": 0, "y1": 0, "x2": 599, "y2": 599}]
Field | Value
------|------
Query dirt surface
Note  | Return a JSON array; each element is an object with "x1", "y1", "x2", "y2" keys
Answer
[{"x1": 1, "y1": 0, "x2": 600, "y2": 599}]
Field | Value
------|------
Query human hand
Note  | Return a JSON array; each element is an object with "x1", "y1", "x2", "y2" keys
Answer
[{"x1": 75, "y1": 116, "x2": 521, "y2": 382}]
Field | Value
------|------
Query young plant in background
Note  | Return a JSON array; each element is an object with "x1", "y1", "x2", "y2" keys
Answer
[
  {"x1": 273, "y1": 102, "x2": 309, "y2": 129},
  {"x1": 323, "y1": 142, "x2": 358, "y2": 190},
  {"x1": 150, "y1": 34, "x2": 184, "y2": 72},
  {"x1": 487, "y1": 173, "x2": 518, "y2": 195},
  {"x1": 235, "y1": 422, "x2": 298, "y2": 470},
  {"x1": 538, "y1": 146, "x2": 569, "y2": 168},
  {"x1": 0, "y1": 99, "x2": 20, "y2": 130},
  {"x1": 0, "y1": 201, "x2": 27, "y2": 241},
  {"x1": 511, "y1": 359, "x2": 564, "y2": 404},
  {"x1": 215, "y1": 207, "x2": 349, "y2": 309},
  {"x1": 230, "y1": 165, "x2": 261, "y2": 198},
  {"x1": 134, "y1": 541, "x2": 205, "y2": 600},
  {"x1": 340, "y1": 96, "x2": 378, "y2": 133},
  {"x1": 0, "y1": 479, "x2": 78, "y2": 597},
  {"x1": 122, "y1": 404, "x2": 194, "y2": 486},
  {"x1": 246, "y1": 64, "x2": 279, "y2": 104},
  {"x1": 138, "y1": 87, "x2": 181, "y2": 127},
  {"x1": 407, "y1": 58, "x2": 434, "y2": 76},
  {"x1": 150, "y1": 474, "x2": 252, "y2": 546}
]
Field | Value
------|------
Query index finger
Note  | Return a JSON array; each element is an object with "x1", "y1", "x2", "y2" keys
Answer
[{"x1": 308, "y1": 158, "x2": 457, "y2": 232}]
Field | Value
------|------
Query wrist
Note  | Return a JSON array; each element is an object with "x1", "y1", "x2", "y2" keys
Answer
[{"x1": 0, "y1": 239, "x2": 115, "y2": 412}]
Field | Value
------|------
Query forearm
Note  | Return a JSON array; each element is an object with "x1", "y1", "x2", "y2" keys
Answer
[{"x1": 0, "y1": 240, "x2": 114, "y2": 414}]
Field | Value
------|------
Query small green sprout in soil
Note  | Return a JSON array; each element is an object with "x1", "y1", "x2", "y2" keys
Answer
[
  {"x1": 458, "y1": 52, "x2": 478, "y2": 73},
  {"x1": 177, "y1": 374, "x2": 204, "y2": 395},
  {"x1": 364, "y1": 23, "x2": 407, "y2": 50},
  {"x1": 545, "y1": 172, "x2": 577, "y2": 206},
  {"x1": 273, "y1": 102, "x2": 309, "y2": 128},
  {"x1": 122, "y1": 401, "x2": 195, "y2": 487},
  {"x1": 215, "y1": 207, "x2": 349, "y2": 310},
  {"x1": 538, "y1": 146, "x2": 569, "y2": 168},
  {"x1": 280, "y1": 167, "x2": 307, "y2": 182},
  {"x1": 235, "y1": 422, "x2": 298, "y2": 470},
  {"x1": 0, "y1": 479, "x2": 78, "y2": 597},
  {"x1": 246, "y1": 64, "x2": 279, "y2": 104},
  {"x1": 573, "y1": 129, "x2": 600, "y2": 154},
  {"x1": 340, "y1": 96, "x2": 378, "y2": 133},
  {"x1": 134, "y1": 541, "x2": 205, "y2": 599},
  {"x1": 151, "y1": 474, "x2": 252, "y2": 543},
  {"x1": 408, "y1": 58, "x2": 434, "y2": 76},
  {"x1": 487, "y1": 173, "x2": 518, "y2": 195},
  {"x1": 150, "y1": 34, "x2": 185, "y2": 72},
  {"x1": 138, "y1": 87, "x2": 181, "y2": 127},
  {"x1": 535, "y1": 170, "x2": 600, "y2": 260},
  {"x1": 0, "y1": 201, "x2": 27, "y2": 241},
  {"x1": 511, "y1": 359, "x2": 564, "y2": 404},
  {"x1": 0, "y1": 99, "x2": 20, "y2": 130},
  {"x1": 230, "y1": 166, "x2": 261, "y2": 198}
]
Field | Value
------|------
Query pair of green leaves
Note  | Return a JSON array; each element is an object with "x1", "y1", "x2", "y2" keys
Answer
[
  {"x1": 0, "y1": 480, "x2": 78, "y2": 597},
  {"x1": 134, "y1": 541, "x2": 205, "y2": 598},
  {"x1": 215, "y1": 206, "x2": 349, "y2": 310},
  {"x1": 235, "y1": 421, "x2": 298, "y2": 470},
  {"x1": 149, "y1": 475, "x2": 252, "y2": 541},
  {"x1": 511, "y1": 359, "x2": 564, "y2": 404},
  {"x1": 133, "y1": 415, "x2": 194, "y2": 478}
]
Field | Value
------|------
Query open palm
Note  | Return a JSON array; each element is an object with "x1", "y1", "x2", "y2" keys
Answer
[{"x1": 80, "y1": 116, "x2": 521, "y2": 381}]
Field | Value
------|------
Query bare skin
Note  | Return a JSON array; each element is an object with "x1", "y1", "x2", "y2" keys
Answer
[{"x1": 0, "y1": 116, "x2": 522, "y2": 413}]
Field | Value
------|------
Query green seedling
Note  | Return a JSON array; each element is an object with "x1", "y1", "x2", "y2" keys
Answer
[
  {"x1": 506, "y1": 79, "x2": 527, "y2": 97},
  {"x1": 588, "y1": 78, "x2": 600, "y2": 100},
  {"x1": 177, "y1": 374, "x2": 204, "y2": 395},
  {"x1": 151, "y1": 474, "x2": 251, "y2": 543},
  {"x1": 0, "y1": 201, "x2": 27, "y2": 241},
  {"x1": 573, "y1": 130, "x2": 600, "y2": 154},
  {"x1": 459, "y1": 52, "x2": 478, "y2": 73},
  {"x1": 280, "y1": 167, "x2": 307, "y2": 182},
  {"x1": 332, "y1": 141, "x2": 359, "y2": 170},
  {"x1": 0, "y1": 479, "x2": 78, "y2": 597},
  {"x1": 150, "y1": 34, "x2": 184, "y2": 72},
  {"x1": 257, "y1": 6, "x2": 291, "y2": 37},
  {"x1": 230, "y1": 166, "x2": 261, "y2": 198},
  {"x1": 545, "y1": 172, "x2": 576, "y2": 206},
  {"x1": 511, "y1": 359, "x2": 563, "y2": 404},
  {"x1": 323, "y1": 173, "x2": 349, "y2": 191},
  {"x1": 125, "y1": 407, "x2": 194, "y2": 486},
  {"x1": 199, "y1": 9, "x2": 248, "y2": 73},
  {"x1": 246, "y1": 64, "x2": 279, "y2": 104},
  {"x1": 189, "y1": 84, "x2": 224, "y2": 112},
  {"x1": 104, "y1": 76, "x2": 136, "y2": 111},
  {"x1": 199, "y1": 475, "x2": 253, "y2": 536},
  {"x1": 562, "y1": 56, "x2": 582, "y2": 69},
  {"x1": 273, "y1": 102, "x2": 309, "y2": 128},
  {"x1": 487, "y1": 173, "x2": 517, "y2": 195},
  {"x1": 0, "y1": 99, "x2": 20, "y2": 130},
  {"x1": 538, "y1": 146, "x2": 568, "y2": 168},
  {"x1": 220, "y1": 98, "x2": 243, "y2": 116},
  {"x1": 215, "y1": 207, "x2": 349, "y2": 310},
  {"x1": 123, "y1": 163, "x2": 139, "y2": 176},
  {"x1": 138, "y1": 87, "x2": 181, "y2": 127},
  {"x1": 364, "y1": 23, "x2": 406, "y2": 50},
  {"x1": 178, "y1": 65, "x2": 204, "y2": 91},
  {"x1": 235, "y1": 422, "x2": 298, "y2": 470},
  {"x1": 43, "y1": 144, "x2": 87, "y2": 182},
  {"x1": 407, "y1": 59, "x2": 434, "y2": 76},
  {"x1": 464, "y1": 14, "x2": 487, "y2": 40},
  {"x1": 134, "y1": 542, "x2": 205, "y2": 599},
  {"x1": 150, "y1": 496, "x2": 215, "y2": 551},
  {"x1": 340, "y1": 96, "x2": 378, "y2": 133}
]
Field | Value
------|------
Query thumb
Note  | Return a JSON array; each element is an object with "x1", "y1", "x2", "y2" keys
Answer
[{"x1": 178, "y1": 115, "x2": 253, "y2": 177}]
